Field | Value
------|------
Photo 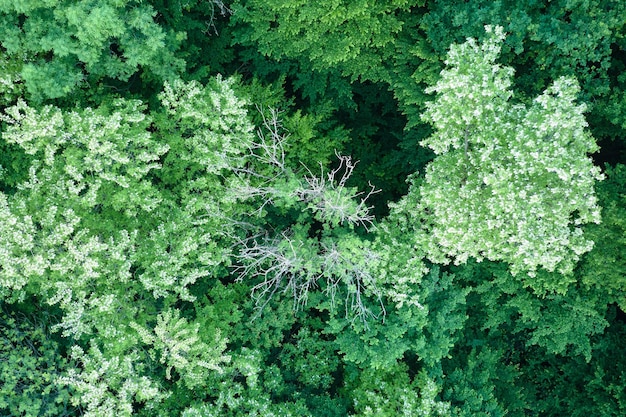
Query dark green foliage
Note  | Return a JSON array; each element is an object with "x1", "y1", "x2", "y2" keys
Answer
[
  {"x1": 0, "y1": 140, "x2": 32, "y2": 193},
  {"x1": 149, "y1": 0, "x2": 235, "y2": 79},
  {"x1": 442, "y1": 347, "x2": 524, "y2": 417},
  {"x1": 579, "y1": 164, "x2": 626, "y2": 309},
  {"x1": 0, "y1": 307, "x2": 76, "y2": 417},
  {"x1": 516, "y1": 310, "x2": 626, "y2": 416}
]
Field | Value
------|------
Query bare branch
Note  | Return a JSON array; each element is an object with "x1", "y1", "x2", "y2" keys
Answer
[
  {"x1": 297, "y1": 153, "x2": 380, "y2": 230},
  {"x1": 203, "y1": 0, "x2": 233, "y2": 36},
  {"x1": 234, "y1": 229, "x2": 385, "y2": 326},
  {"x1": 321, "y1": 242, "x2": 385, "y2": 328},
  {"x1": 249, "y1": 105, "x2": 288, "y2": 172},
  {"x1": 228, "y1": 107, "x2": 384, "y2": 323}
]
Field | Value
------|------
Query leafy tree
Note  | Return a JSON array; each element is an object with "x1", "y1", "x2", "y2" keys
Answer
[
  {"x1": 0, "y1": 0, "x2": 185, "y2": 101},
  {"x1": 130, "y1": 308, "x2": 231, "y2": 389},
  {"x1": 58, "y1": 344, "x2": 166, "y2": 417},
  {"x1": 349, "y1": 365, "x2": 450, "y2": 416},
  {"x1": 0, "y1": 75, "x2": 258, "y2": 414},
  {"x1": 579, "y1": 163, "x2": 626, "y2": 310},
  {"x1": 417, "y1": 26, "x2": 603, "y2": 281},
  {"x1": 230, "y1": 0, "x2": 414, "y2": 81},
  {"x1": 1, "y1": 2, "x2": 625, "y2": 414}
]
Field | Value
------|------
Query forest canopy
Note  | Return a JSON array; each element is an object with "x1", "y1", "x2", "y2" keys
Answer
[{"x1": 1, "y1": 1, "x2": 625, "y2": 416}]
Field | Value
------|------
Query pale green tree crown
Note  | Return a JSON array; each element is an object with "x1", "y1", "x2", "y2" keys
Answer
[{"x1": 418, "y1": 25, "x2": 603, "y2": 281}]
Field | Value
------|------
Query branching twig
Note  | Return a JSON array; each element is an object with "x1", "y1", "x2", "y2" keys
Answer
[
  {"x1": 297, "y1": 153, "x2": 380, "y2": 230},
  {"x1": 229, "y1": 108, "x2": 384, "y2": 324},
  {"x1": 234, "y1": 229, "x2": 385, "y2": 326},
  {"x1": 249, "y1": 105, "x2": 288, "y2": 172},
  {"x1": 203, "y1": 0, "x2": 232, "y2": 36}
]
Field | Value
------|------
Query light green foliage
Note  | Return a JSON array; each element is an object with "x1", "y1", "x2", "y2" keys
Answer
[
  {"x1": 350, "y1": 366, "x2": 449, "y2": 417},
  {"x1": 181, "y1": 396, "x2": 310, "y2": 417},
  {"x1": 134, "y1": 215, "x2": 213, "y2": 302},
  {"x1": 131, "y1": 309, "x2": 231, "y2": 388},
  {"x1": 0, "y1": 192, "x2": 47, "y2": 298},
  {"x1": 0, "y1": 74, "x2": 253, "y2": 307},
  {"x1": 1, "y1": 98, "x2": 167, "y2": 219},
  {"x1": 59, "y1": 344, "x2": 165, "y2": 417},
  {"x1": 418, "y1": 26, "x2": 603, "y2": 279},
  {"x1": 176, "y1": 343, "x2": 313, "y2": 416},
  {"x1": 0, "y1": 0, "x2": 185, "y2": 101},
  {"x1": 0, "y1": 96, "x2": 167, "y2": 338},
  {"x1": 0, "y1": 76, "x2": 262, "y2": 413},
  {"x1": 374, "y1": 181, "x2": 430, "y2": 309},
  {"x1": 157, "y1": 76, "x2": 253, "y2": 179},
  {"x1": 414, "y1": 0, "x2": 626, "y2": 172},
  {"x1": 231, "y1": 0, "x2": 413, "y2": 80},
  {"x1": 143, "y1": 77, "x2": 257, "y2": 302}
]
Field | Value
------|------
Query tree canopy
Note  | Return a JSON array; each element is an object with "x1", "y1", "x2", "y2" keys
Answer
[{"x1": 1, "y1": 2, "x2": 625, "y2": 416}]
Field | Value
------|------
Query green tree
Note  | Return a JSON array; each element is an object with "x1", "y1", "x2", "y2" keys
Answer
[
  {"x1": 230, "y1": 0, "x2": 414, "y2": 81},
  {"x1": 579, "y1": 164, "x2": 626, "y2": 310},
  {"x1": 0, "y1": 0, "x2": 185, "y2": 102},
  {"x1": 1, "y1": 4, "x2": 624, "y2": 414},
  {"x1": 0, "y1": 75, "x2": 257, "y2": 414},
  {"x1": 416, "y1": 26, "x2": 603, "y2": 282}
]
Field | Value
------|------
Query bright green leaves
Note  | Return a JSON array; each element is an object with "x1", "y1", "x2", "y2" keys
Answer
[
  {"x1": 158, "y1": 77, "x2": 254, "y2": 177},
  {"x1": 0, "y1": 74, "x2": 256, "y2": 313},
  {"x1": 0, "y1": 193, "x2": 43, "y2": 298},
  {"x1": 350, "y1": 365, "x2": 450, "y2": 416},
  {"x1": 0, "y1": 76, "x2": 261, "y2": 413},
  {"x1": 59, "y1": 344, "x2": 165, "y2": 417},
  {"x1": 0, "y1": 0, "x2": 185, "y2": 101},
  {"x1": 231, "y1": 0, "x2": 412, "y2": 79},
  {"x1": 420, "y1": 26, "x2": 513, "y2": 155},
  {"x1": 418, "y1": 26, "x2": 603, "y2": 279},
  {"x1": 45, "y1": 231, "x2": 137, "y2": 338},
  {"x1": 144, "y1": 77, "x2": 257, "y2": 301},
  {"x1": 2, "y1": 98, "x2": 167, "y2": 218},
  {"x1": 131, "y1": 309, "x2": 231, "y2": 389},
  {"x1": 135, "y1": 217, "x2": 212, "y2": 302}
]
